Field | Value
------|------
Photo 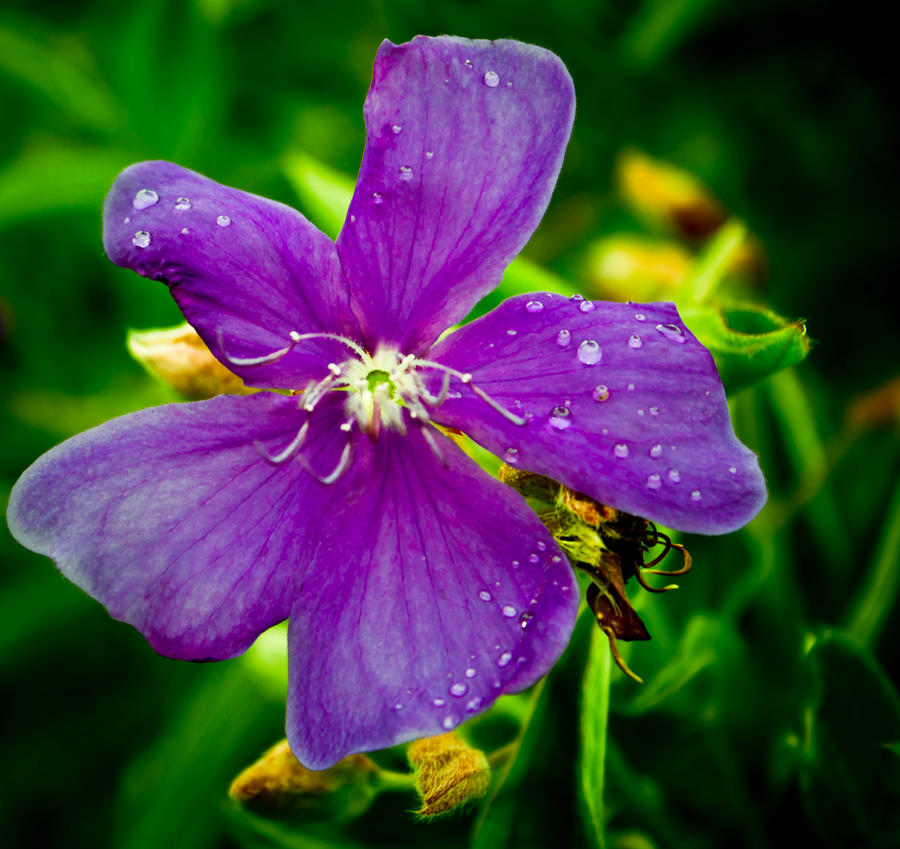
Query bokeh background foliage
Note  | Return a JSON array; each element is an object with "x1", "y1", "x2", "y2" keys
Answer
[{"x1": 1, "y1": 1, "x2": 898, "y2": 847}]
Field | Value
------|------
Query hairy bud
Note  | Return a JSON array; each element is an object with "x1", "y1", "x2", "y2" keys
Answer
[{"x1": 407, "y1": 732, "x2": 491, "y2": 817}]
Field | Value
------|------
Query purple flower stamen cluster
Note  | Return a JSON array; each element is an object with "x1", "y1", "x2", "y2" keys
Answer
[{"x1": 7, "y1": 36, "x2": 765, "y2": 769}]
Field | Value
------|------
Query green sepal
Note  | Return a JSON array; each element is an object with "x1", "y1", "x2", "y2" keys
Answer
[{"x1": 679, "y1": 302, "x2": 810, "y2": 394}]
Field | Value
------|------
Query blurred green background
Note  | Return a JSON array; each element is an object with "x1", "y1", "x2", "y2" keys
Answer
[{"x1": 2, "y1": 1, "x2": 898, "y2": 847}]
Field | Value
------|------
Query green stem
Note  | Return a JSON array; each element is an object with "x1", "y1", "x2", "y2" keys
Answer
[
  {"x1": 845, "y1": 472, "x2": 900, "y2": 648},
  {"x1": 374, "y1": 769, "x2": 416, "y2": 793},
  {"x1": 580, "y1": 625, "x2": 612, "y2": 849},
  {"x1": 685, "y1": 217, "x2": 747, "y2": 304}
]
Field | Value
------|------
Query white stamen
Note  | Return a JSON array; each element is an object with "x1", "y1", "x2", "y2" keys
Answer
[
  {"x1": 254, "y1": 421, "x2": 309, "y2": 464},
  {"x1": 298, "y1": 441, "x2": 353, "y2": 485}
]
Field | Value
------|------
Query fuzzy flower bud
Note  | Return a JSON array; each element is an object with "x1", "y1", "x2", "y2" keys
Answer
[
  {"x1": 127, "y1": 323, "x2": 251, "y2": 399},
  {"x1": 229, "y1": 740, "x2": 378, "y2": 823},
  {"x1": 407, "y1": 732, "x2": 491, "y2": 817},
  {"x1": 585, "y1": 234, "x2": 692, "y2": 302}
]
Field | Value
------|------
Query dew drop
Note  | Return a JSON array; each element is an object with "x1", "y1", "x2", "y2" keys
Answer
[
  {"x1": 132, "y1": 189, "x2": 159, "y2": 210},
  {"x1": 536, "y1": 541, "x2": 547, "y2": 551},
  {"x1": 483, "y1": 70, "x2": 500, "y2": 87},
  {"x1": 649, "y1": 405, "x2": 660, "y2": 416},
  {"x1": 646, "y1": 473, "x2": 662, "y2": 490},
  {"x1": 649, "y1": 443, "x2": 662, "y2": 458},
  {"x1": 551, "y1": 555, "x2": 562, "y2": 564},
  {"x1": 478, "y1": 590, "x2": 492, "y2": 602},
  {"x1": 502, "y1": 605, "x2": 517, "y2": 618},
  {"x1": 592, "y1": 384, "x2": 610, "y2": 402},
  {"x1": 511, "y1": 559, "x2": 520, "y2": 568},
  {"x1": 442, "y1": 715, "x2": 457, "y2": 730},
  {"x1": 506, "y1": 80, "x2": 513, "y2": 88},
  {"x1": 635, "y1": 313, "x2": 646, "y2": 321},
  {"x1": 503, "y1": 447, "x2": 520, "y2": 465},
  {"x1": 549, "y1": 405, "x2": 572, "y2": 430},
  {"x1": 392, "y1": 703, "x2": 403, "y2": 712},
  {"x1": 465, "y1": 667, "x2": 477, "y2": 679},
  {"x1": 392, "y1": 124, "x2": 402, "y2": 134},
  {"x1": 433, "y1": 697, "x2": 446, "y2": 707},
  {"x1": 614, "y1": 443, "x2": 629, "y2": 459},
  {"x1": 174, "y1": 196, "x2": 191, "y2": 211},
  {"x1": 570, "y1": 293, "x2": 584, "y2": 302},
  {"x1": 399, "y1": 165, "x2": 414, "y2": 181},
  {"x1": 123, "y1": 216, "x2": 130, "y2": 224},
  {"x1": 425, "y1": 150, "x2": 434, "y2": 159},
  {"x1": 525, "y1": 299, "x2": 544, "y2": 313},
  {"x1": 450, "y1": 682, "x2": 468, "y2": 697},
  {"x1": 577, "y1": 340, "x2": 602, "y2": 365},
  {"x1": 691, "y1": 489, "x2": 702, "y2": 502},
  {"x1": 556, "y1": 329, "x2": 572, "y2": 347},
  {"x1": 216, "y1": 215, "x2": 231, "y2": 227},
  {"x1": 656, "y1": 323, "x2": 687, "y2": 343},
  {"x1": 132, "y1": 230, "x2": 150, "y2": 248},
  {"x1": 498, "y1": 651, "x2": 513, "y2": 667},
  {"x1": 628, "y1": 334, "x2": 643, "y2": 349},
  {"x1": 180, "y1": 228, "x2": 190, "y2": 235},
  {"x1": 668, "y1": 468, "x2": 681, "y2": 483},
  {"x1": 464, "y1": 58, "x2": 474, "y2": 67},
  {"x1": 506, "y1": 329, "x2": 517, "y2": 336},
  {"x1": 627, "y1": 383, "x2": 635, "y2": 391},
  {"x1": 528, "y1": 553, "x2": 539, "y2": 564},
  {"x1": 579, "y1": 300, "x2": 596, "y2": 313},
  {"x1": 466, "y1": 697, "x2": 484, "y2": 712},
  {"x1": 372, "y1": 192, "x2": 383, "y2": 205},
  {"x1": 729, "y1": 466, "x2": 737, "y2": 474}
]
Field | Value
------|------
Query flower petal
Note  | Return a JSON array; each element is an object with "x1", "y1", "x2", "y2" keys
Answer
[
  {"x1": 103, "y1": 161, "x2": 359, "y2": 389},
  {"x1": 428, "y1": 294, "x2": 767, "y2": 534},
  {"x1": 337, "y1": 36, "x2": 574, "y2": 352},
  {"x1": 7, "y1": 392, "x2": 358, "y2": 659},
  {"x1": 284, "y1": 423, "x2": 579, "y2": 769}
]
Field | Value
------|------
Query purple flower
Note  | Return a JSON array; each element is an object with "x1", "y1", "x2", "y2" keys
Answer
[{"x1": 7, "y1": 37, "x2": 765, "y2": 768}]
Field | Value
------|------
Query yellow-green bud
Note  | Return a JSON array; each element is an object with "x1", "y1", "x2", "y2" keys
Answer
[
  {"x1": 229, "y1": 740, "x2": 378, "y2": 823},
  {"x1": 585, "y1": 235, "x2": 692, "y2": 302},
  {"x1": 127, "y1": 323, "x2": 252, "y2": 399},
  {"x1": 407, "y1": 732, "x2": 491, "y2": 817}
]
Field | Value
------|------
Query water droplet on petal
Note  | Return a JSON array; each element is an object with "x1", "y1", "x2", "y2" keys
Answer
[
  {"x1": 549, "y1": 405, "x2": 572, "y2": 430},
  {"x1": 464, "y1": 58, "x2": 474, "y2": 67},
  {"x1": 498, "y1": 651, "x2": 513, "y2": 667},
  {"x1": 450, "y1": 682, "x2": 468, "y2": 697},
  {"x1": 628, "y1": 334, "x2": 643, "y2": 349},
  {"x1": 649, "y1": 443, "x2": 662, "y2": 458},
  {"x1": 668, "y1": 468, "x2": 681, "y2": 483},
  {"x1": 635, "y1": 313, "x2": 646, "y2": 321},
  {"x1": 483, "y1": 70, "x2": 500, "y2": 87},
  {"x1": 646, "y1": 473, "x2": 662, "y2": 490},
  {"x1": 506, "y1": 80, "x2": 513, "y2": 88},
  {"x1": 180, "y1": 228, "x2": 190, "y2": 235},
  {"x1": 442, "y1": 715, "x2": 457, "y2": 730},
  {"x1": 627, "y1": 383, "x2": 636, "y2": 391},
  {"x1": 466, "y1": 697, "x2": 484, "y2": 712},
  {"x1": 132, "y1": 189, "x2": 159, "y2": 210},
  {"x1": 528, "y1": 553, "x2": 539, "y2": 564},
  {"x1": 729, "y1": 466, "x2": 737, "y2": 474},
  {"x1": 465, "y1": 667, "x2": 477, "y2": 679},
  {"x1": 520, "y1": 612, "x2": 535, "y2": 630},
  {"x1": 691, "y1": 489, "x2": 702, "y2": 502},
  {"x1": 174, "y1": 197, "x2": 191, "y2": 210},
  {"x1": 433, "y1": 697, "x2": 446, "y2": 707},
  {"x1": 570, "y1": 293, "x2": 584, "y2": 302},
  {"x1": 392, "y1": 703, "x2": 403, "y2": 712},
  {"x1": 478, "y1": 590, "x2": 492, "y2": 602},
  {"x1": 536, "y1": 541, "x2": 547, "y2": 551},
  {"x1": 216, "y1": 214, "x2": 231, "y2": 227},
  {"x1": 656, "y1": 323, "x2": 687, "y2": 343},
  {"x1": 392, "y1": 124, "x2": 402, "y2": 134},
  {"x1": 132, "y1": 230, "x2": 150, "y2": 248},
  {"x1": 123, "y1": 216, "x2": 130, "y2": 224},
  {"x1": 614, "y1": 443, "x2": 629, "y2": 459},
  {"x1": 579, "y1": 300, "x2": 596, "y2": 313},
  {"x1": 525, "y1": 299, "x2": 544, "y2": 313},
  {"x1": 649, "y1": 406, "x2": 660, "y2": 416},
  {"x1": 399, "y1": 165, "x2": 413, "y2": 181},
  {"x1": 556, "y1": 329, "x2": 571, "y2": 347},
  {"x1": 372, "y1": 192, "x2": 383, "y2": 205},
  {"x1": 425, "y1": 150, "x2": 434, "y2": 159},
  {"x1": 577, "y1": 340, "x2": 602, "y2": 365},
  {"x1": 592, "y1": 384, "x2": 610, "y2": 402},
  {"x1": 506, "y1": 329, "x2": 517, "y2": 336},
  {"x1": 503, "y1": 447, "x2": 520, "y2": 465},
  {"x1": 502, "y1": 605, "x2": 517, "y2": 618}
]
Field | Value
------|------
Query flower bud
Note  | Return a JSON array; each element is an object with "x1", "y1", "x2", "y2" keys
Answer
[
  {"x1": 585, "y1": 235, "x2": 692, "y2": 301},
  {"x1": 847, "y1": 377, "x2": 900, "y2": 431},
  {"x1": 407, "y1": 732, "x2": 491, "y2": 817},
  {"x1": 617, "y1": 148, "x2": 726, "y2": 240},
  {"x1": 127, "y1": 323, "x2": 251, "y2": 399},
  {"x1": 229, "y1": 740, "x2": 378, "y2": 823}
]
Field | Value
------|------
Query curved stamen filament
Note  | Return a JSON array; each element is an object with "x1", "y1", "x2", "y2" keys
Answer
[
  {"x1": 412, "y1": 358, "x2": 528, "y2": 426},
  {"x1": 297, "y1": 440, "x2": 353, "y2": 485},
  {"x1": 254, "y1": 421, "x2": 310, "y2": 464},
  {"x1": 218, "y1": 330, "x2": 372, "y2": 369}
]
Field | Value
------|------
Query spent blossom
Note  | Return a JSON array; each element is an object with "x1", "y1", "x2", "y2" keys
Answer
[{"x1": 6, "y1": 36, "x2": 765, "y2": 769}]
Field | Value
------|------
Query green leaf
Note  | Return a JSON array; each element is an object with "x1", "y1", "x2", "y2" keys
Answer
[
  {"x1": 580, "y1": 625, "x2": 612, "y2": 848},
  {"x1": 798, "y1": 631, "x2": 900, "y2": 848},
  {"x1": 680, "y1": 301, "x2": 810, "y2": 393},
  {"x1": 0, "y1": 21, "x2": 123, "y2": 132}
]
